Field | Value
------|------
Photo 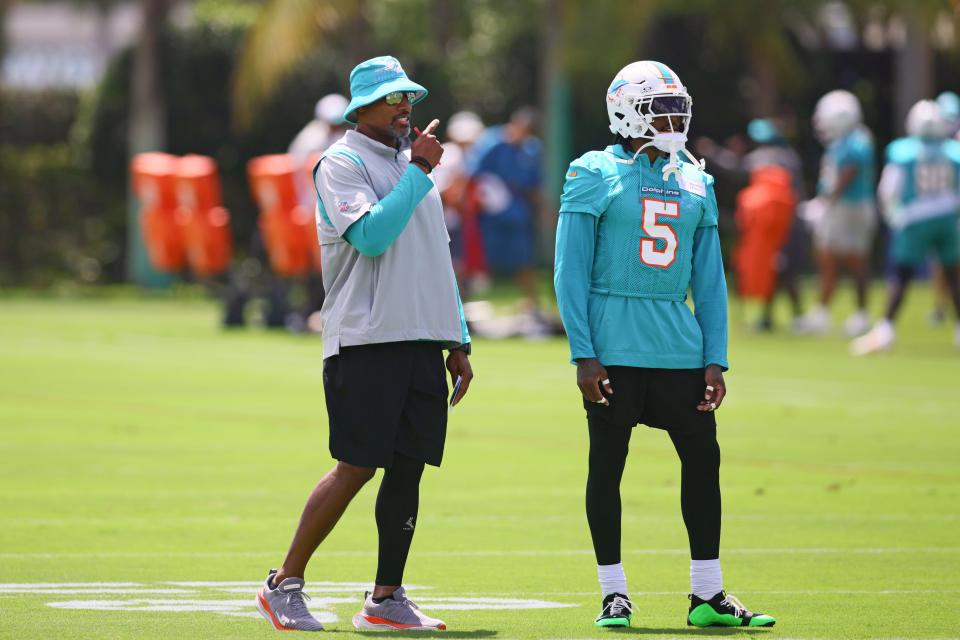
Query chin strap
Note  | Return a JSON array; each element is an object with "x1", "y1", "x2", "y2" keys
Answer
[
  {"x1": 611, "y1": 144, "x2": 647, "y2": 165},
  {"x1": 611, "y1": 140, "x2": 707, "y2": 181},
  {"x1": 662, "y1": 146, "x2": 706, "y2": 181}
]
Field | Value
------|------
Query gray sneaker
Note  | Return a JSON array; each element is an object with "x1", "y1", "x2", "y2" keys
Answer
[
  {"x1": 352, "y1": 587, "x2": 446, "y2": 631},
  {"x1": 255, "y1": 570, "x2": 324, "y2": 631}
]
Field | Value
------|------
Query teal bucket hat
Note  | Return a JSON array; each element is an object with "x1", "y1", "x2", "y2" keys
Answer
[{"x1": 343, "y1": 56, "x2": 428, "y2": 124}]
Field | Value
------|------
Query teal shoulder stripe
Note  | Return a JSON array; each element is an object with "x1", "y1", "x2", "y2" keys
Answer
[
  {"x1": 316, "y1": 197, "x2": 333, "y2": 228},
  {"x1": 326, "y1": 149, "x2": 364, "y2": 166},
  {"x1": 311, "y1": 148, "x2": 363, "y2": 229},
  {"x1": 311, "y1": 148, "x2": 365, "y2": 184}
]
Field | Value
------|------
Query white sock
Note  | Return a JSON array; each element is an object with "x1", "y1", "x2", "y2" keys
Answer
[
  {"x1": 690, "y1": 559, "x2": 723, "y2": 600},
  {"x1": 597, "y1": 562, "x2": 628, "y2": 597}
]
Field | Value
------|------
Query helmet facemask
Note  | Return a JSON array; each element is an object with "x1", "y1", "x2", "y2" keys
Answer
[{"x1": 608, "y1": 86, "x2": 704, "y2": 180}]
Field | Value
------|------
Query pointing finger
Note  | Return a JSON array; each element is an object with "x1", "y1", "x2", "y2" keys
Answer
[{"x1": 422, "y1": 119, "x2": 440, "y2": 137}]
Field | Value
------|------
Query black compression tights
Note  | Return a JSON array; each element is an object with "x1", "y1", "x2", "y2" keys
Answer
[
  {"x1": 586, "y1": 419, "x2": 721, "y2": 564},
  {"x1": 375, "y1": 452, "x2": 425, "y2": 586}
]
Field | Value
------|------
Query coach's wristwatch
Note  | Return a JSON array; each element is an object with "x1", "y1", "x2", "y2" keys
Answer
[{"x1": 451, "y1": 342, "x2": 472, "y2": 356}]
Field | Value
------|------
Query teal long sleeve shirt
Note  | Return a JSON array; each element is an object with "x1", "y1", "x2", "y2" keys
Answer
[
  {"x1": 555, "y1": 212, "x2": 728, "y2": 369},
  {"x1": 553, "y1": 147, "x2": 729, "y2": 370}
]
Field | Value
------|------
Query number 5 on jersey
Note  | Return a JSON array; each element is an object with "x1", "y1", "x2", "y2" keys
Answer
[{"x1": 640, "y1": 198, "x2": 679, "y2": 268}]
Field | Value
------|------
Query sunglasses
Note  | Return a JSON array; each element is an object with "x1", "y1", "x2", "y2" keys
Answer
[{"x1": 384, "y1": 91, "x2": 417, "y2": 105}]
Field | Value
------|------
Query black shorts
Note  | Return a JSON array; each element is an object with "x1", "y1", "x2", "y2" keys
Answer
[
  {"x1": 323, "y1": 341, "x2": 448, "y2": 468},
  {"x1": 584, "y1": 366, "x2": 716, "y2": 435}
]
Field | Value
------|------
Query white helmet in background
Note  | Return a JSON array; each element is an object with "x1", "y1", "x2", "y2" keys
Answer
[
  {"x1": 813, "y1": 90, "x2": 862, "y2": 143},
  {"x1": 605, "y1": 60, "x2": 703, "y2": 179},
  {"x1": 905, "y1": 100, "x2": 946, "y2": 139},
  {"x1": 447, "y1": 111, "x2": 485, "y2": 145},
  {"x1": 315, "y1": 94, "x2": 349, "y2": 125}
]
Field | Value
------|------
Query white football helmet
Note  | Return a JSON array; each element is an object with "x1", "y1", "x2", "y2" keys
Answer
[
  {"x1": 606, "y1": 60, "x2": 703, "y2": 179},
  {"x1": 315, "y1": 93, "x2": 349, "y2": 125},
  {"x1": 813, "y1": 90, "x2": 862, "y2": 143},
  {"x1": 905, "y1": 100, "x2": 946, "y2": 139}
]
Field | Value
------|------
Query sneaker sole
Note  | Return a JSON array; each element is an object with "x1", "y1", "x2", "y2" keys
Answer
[
  {"x1": 687, "y1": 615, "x2": 776, "y2": 628},
  {"x1": 256, "y1": 592, "x2": 291, "y2": 631},
  {"x1": 256, "y1": 590, "x2": 323, "y2": 631},
  {"x1": 595, "y1": 617, "x2": 630, "y2": 627},
  {"x1": 352, "y1": 613, "x2": 446, "y2": 631}
]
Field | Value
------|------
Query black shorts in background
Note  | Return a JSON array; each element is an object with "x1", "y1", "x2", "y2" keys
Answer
[
  {"x1": 323, "y1": 341, "x2": 448, "y2": 468},
  {"x1": 584, "y1": 366, "x2": 716, "y2": 435}
]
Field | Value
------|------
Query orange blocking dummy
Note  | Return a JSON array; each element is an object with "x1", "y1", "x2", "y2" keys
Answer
[
  {"x1": 733, "y1": 166, "x2": 795, "y2": 301},
  {"x1": 247, "y1": 154, "x2": 320, "y2": 277},
  {"x1": 174, "y1": 155, "x2": 232, "y2": 277},
  {"x1": 131, "y1": 153, "x2": 185, "y2": 273}
]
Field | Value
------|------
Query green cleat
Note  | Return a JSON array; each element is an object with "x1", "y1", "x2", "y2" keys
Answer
[
  {"x1": 687, "y1": 591, "x2": 776, "y2": 628},
  {"x1": 595, "y1": 592, "x2": 633, "y2": 627}
]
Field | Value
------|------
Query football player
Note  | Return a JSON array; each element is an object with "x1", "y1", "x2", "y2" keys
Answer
[
  {"x1": 796, "y1": 90, "x2": 877, "y2": 336},
  {"x1": 554, "y1": 60, "x2": 775, "y2": 629},
  {"x1": 928, "y1": 91, "x2": 960, "y2": 324},
  {"x1": 851, "y1": 100, "x2": 960, "y2": 354}
]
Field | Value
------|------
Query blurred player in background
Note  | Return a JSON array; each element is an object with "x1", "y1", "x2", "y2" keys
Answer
[
  {"x1": 733, "y1": 164, "x2": 796, "y2": 330},
  {"x1": 555, "y1": 60, "x2": 775, "y2": 630},
  {"x1": 289, "y1": 93, "x2": 351, "y2": 210},
  {"x1": 285, "y1": 93, "x2": 350, "y2": 326},
  {"x1": 434, "y1": 110, "x2": 486, "y2": 291},
  {"x1": 796, "y1": 90, "x2": 877, "y2": 336},
  {"x1": 742, "y1": 119, "x2": 806, "y2": 330},
  {"x1": 470, "y1": 107, "x2": 545, "y2": 324},
  {"x1": 851, "y1": 100, "x2": 960, "y2": 355},
  {"x1": 928, "y1": 91, "x2": 960, "y2": 324},
  {"x1": 700, "y1": 118, "x2": 807, "y2": 330}
]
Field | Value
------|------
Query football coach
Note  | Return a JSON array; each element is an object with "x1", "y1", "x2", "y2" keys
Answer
[{"x1": 255, "y1": 55, "x2": 472, "y2": 633}]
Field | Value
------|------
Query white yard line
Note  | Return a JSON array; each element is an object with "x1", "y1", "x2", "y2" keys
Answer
[
  {"x1": 0, "y1": 588, "x2": 196, "y2": 595},
  {"x1": 2, "y1": 546, "x2": 959, "y2": 560}
]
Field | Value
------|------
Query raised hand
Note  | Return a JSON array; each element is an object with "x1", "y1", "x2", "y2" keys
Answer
[{"x1": 411, "y1": 119, "x2": 444, "y2": 170}]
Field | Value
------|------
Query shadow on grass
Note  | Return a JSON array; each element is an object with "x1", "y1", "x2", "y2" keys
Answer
[
  {"x1": 321, "y1": 631, "x2": 497, "y2": 638},
  {"x1": 599, "y1": 628, "x2": 775, "y2": 636}
]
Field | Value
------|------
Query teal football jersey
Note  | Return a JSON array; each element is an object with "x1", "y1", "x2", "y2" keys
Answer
[
  {"x1": 555, "y1": 144, "x2": 728, "y2": 370},
  {"x1": 560, "y1": 145, "x2": 718, "y2": 299},
  {"x1": 818, "y1": 127, "x2": 876, "y2": 204},
  {"x1": 884, "y1": 137, "x2": 960, "y2": 208}
]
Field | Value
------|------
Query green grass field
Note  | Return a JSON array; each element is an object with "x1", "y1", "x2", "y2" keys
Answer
[{"x1": 2, "y1": 290, "x2": 959, "y2": 639}]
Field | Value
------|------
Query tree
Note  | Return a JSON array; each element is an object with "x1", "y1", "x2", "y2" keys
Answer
[
  {"x1": 125, "y1": 0, "x2": 173, "y2": 285},
  {"x1": 231, "y1": 0, "x2": 366, "y2": 131}
]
